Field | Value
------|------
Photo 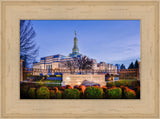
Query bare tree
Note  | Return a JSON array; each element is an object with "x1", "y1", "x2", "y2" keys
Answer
[
  {"x1": 62, "y1": 58, "x2": 78, "y2": 73},
  {"x1": 20, "y1": 20, "x2": 39, "y2": 68},
  {"x1": 63, "y1": 56, "x2": 94, "y2": 74},
  {"x1": 77, "y1": 56, "x2": 94, "y2": 70}
]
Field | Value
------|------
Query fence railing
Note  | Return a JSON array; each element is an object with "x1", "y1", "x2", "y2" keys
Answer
[
  {"x1": 22, "y1": 68, "x2": 139, "y2": 81},
  {"x1": 118, "y1": 68, "x2": 139, "y2": 80},
  {"x1": 23, "y1": 68, "x2": 119, "y2": 74},
  {"x1": 23, "y1": 68, "x2": 139, "y2": 75}
]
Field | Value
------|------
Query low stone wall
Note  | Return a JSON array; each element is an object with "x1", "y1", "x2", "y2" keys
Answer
[{"x1": 62, "y1": 74, "x2": 106, "y2": 87}]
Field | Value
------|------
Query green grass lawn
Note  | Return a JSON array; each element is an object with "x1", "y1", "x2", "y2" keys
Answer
[
  {"x1": 34, "y1": 80, "x2": 62, "y2": 83},
  {"x1": 29, "y1": 80, "x2": 62, "y2": 87}
]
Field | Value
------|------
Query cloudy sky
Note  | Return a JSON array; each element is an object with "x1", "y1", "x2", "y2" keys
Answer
[{"x1": 30, "y1": 20, "x2": 140, "y2": 68}]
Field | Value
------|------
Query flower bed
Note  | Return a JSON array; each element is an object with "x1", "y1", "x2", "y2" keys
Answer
[{"x1": 21, "y1": 83, "x2": 140, "y2": 99}]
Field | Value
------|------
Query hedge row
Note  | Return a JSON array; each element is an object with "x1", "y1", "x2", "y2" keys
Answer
[
  {"x1": 21, "y1": 85, "x2": 140, "y2": 99},
  {"x1": 107, "y1": 80, "x2": 140, "y2": 88}
]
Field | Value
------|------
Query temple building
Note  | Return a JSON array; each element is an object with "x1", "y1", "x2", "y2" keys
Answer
[{"x1": 33, "y1": 31, "x2": 117, "y2": 72}]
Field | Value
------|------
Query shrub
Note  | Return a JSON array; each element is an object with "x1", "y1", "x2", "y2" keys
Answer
[
  {"x1": 67, "y1": 86, "x2": 72, "y2": 89},
  {"x1": 79, "y1": 85, "x2": 86, "y2": 93},
  {"x1": 93, "y1": 84, "x2": 100, "y2": 87},
  {"x1": 93, "y1": 85, "x2": 100, "y2": 88},
  {"x1": 66, "y1": 85, "x2": 72, "y2": 89},
  {"x1": 50, "y1": 90, "x2": 56, "y2": 99},
  {"x1": 28, "y1": 88, "x2": 36, "y2": 99},
  {"x1": 61, "y1": 86, "x2": 66, "y2": 91},
  {"x1": 74, "y1": 85, "x2": 79, "y2": 89},
  {"x1": 64, "y1": 89, "x2": 80, "y2": 99},
  {"x1": 102, "y1": 86, "x2": 107, "y2": 92},
  {"x1": 120, "y1": 80, "x2": 128, "y2": 86},
  {"x1": 136, "y1": 87, "x2": 140, "y2": 99},
  {"x1": 131, "y1": 80, "x2": 140, "y2": 87},
  {"x1": 79, "y1": 91, "x2": 84, "y2": 99},
  {"x1": 47, "y1": 87, "x2": 52, "y2": 90},
  {"x1": 20, "y1": 85, "x2": 29, "y2": 98},
  {"x1": 120, "y1": 86, "x2": 128, "y2": 98},
  {"x1": 106, "y1": 82, "x2": 115, "y2": 87},
  {"x1": 36, "y1": 86, "x2": 50, "y2": 99},
  {"x1": 53, "y1": 87, "x2": 59, "y2": 92},
  {"x1": 134, "y1": 86, "x2": 140, "y2": 99},
  {"x1": 58, "y1": 86, "x2": 66, "y2": 91},
  {"x1": 106, "y1": 87, "x2": 122, "y2": 99},
  {"x1": 127, "y1": 80, "x2": 133, "y2": 87},
  {"x1": 84, "y1": 87, "x2": 103, "y2": 99},
  {"x1": 56, "y1": 91, "x2": 62, "y2": 99},
  {"x1": 124, "y1": 88, "x2": 136, "y2": 99},
  {"x1": 114, "y1": 81, "x2": 121, "y2": 87}
]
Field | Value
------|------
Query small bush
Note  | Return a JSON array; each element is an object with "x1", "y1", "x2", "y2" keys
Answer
[
  {"x1": 102, "y1": 86, "x2": 107, "y2": 92},
  {"x1": 114, "y1": 81, "x2": 121, "y2": 87},
  {"x1": 133, "y1": 86, "x2": 140, "y2": 99},
  {"x1": 58, "y1": 86, "x2": 66, "y2": 91},
  {"x1": 106, "y1": 87, "x2": 122, "y2": 99},
  {"x1": 79, "y1": 85, "x2": 86, "y2": 93},
  {"x1": 20, "y1": 85, "x2": 29, "y2": 98},
  {"x1": 120, "y1": 80, "x2": 128, "y2": 86},
  {"x1": 37, "y1": 86, "x2": 50, "y2": 99},
  {"x1": 66, "y1": 85, "x2": 72, "y2": 89},
  {"x1": 124, "y1": 88, "x2": 136, "y2": 99},
  {"x1": 28, "y1": 88, "x2": 36, "y2": 99},
  {"x1": 106, "y1": 82, "x2": 115, "y2": 87},
  {"x1": 136, "y1": 87, "x2": 140, "y2": 99},
  {"x1": 79, "y1": 91, "x2": 84, "y2": 99},
  {"x1": 131, "y1": 80, "x2": 140, "y2": 87},
  {"x1": 53, "y1": 87, "x2": 59, "y2": 92},
  {"x1": 64, "y1": 89, "x2": 80, "y2": 99},
  {"x1": 120, "y1": 86, "x2": 128, "y2": 98},
  {"x1": 74, "y1": 85, "x2": 79, "y2": 89},
  {"x1": 56, "y1": 91, "x2": 62, "y2": 99},
  {"x1": 50, "y1": 90, "x2": 56, "y2": 99},
  {"x1": 84, "y1": 87, "x2": 103, "y2": 99},
  {"x1": 61, "y1": 86, "x2": 66, "y2": 91}
]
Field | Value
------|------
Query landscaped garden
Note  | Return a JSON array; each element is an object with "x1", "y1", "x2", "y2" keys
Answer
[{"x1": 20, "y1": 79, "x2": 140, "y2": 99}]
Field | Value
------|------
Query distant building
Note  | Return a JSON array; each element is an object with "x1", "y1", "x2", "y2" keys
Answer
[
  {"x1": 33, "y1": 31, "x2": 117, "y2": 72},
  {"x1": 115, "y1": 64, "x2": 120, "y2": 71},
  {"x1": 97, "y1": 62, "x2": 117, "y2": 72}
]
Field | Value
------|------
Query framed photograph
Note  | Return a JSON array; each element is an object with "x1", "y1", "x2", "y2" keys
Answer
[{"x1": 0, "y1": 0, "x2": 159, "y2": 118}]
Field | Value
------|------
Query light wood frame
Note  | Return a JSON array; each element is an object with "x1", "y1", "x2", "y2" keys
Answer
[{"x1": 0, "y1": 0, "x2": 159, "y2": 118}]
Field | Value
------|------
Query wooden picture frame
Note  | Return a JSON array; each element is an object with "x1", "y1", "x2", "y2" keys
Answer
[{"x1": 0, "y1": 0, "x2": 159, "y2": 118}]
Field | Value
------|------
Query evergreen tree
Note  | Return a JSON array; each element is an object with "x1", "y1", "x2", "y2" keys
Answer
[
  {"x1": 134, "y1": 60, "x2": 139, "y2": 68},
  {"x1": 128, "y1": 62, "x2": 134, "y2": 69},
  {"x1": 120, "y1": 64, "x2": 126, "y2": 69}
]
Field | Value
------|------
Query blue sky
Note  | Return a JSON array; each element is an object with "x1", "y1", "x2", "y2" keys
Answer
[{"x1": 31, "y1": 20, "x2": 140, "y2": 68}]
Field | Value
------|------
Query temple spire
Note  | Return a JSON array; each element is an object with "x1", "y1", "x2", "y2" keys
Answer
[
  {"x1": 72, "y1": 31, "x2": 79, "y2": 54},
  {"x1": 75, "y1": 30, "x2": 77, "y2": 37},
  {"x1": 69, "y1": 31, "x2": 81, "y2": 57}
]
